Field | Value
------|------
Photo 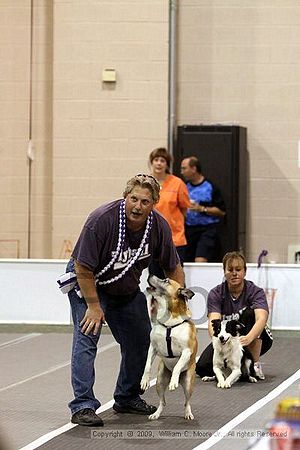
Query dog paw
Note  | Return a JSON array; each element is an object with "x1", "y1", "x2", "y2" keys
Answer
[
  {"x1": 201, "y1": 376, "x2": 216, "y2": 382},
  {"x1": 169, "y1": 380, "x2": 179, "y2": 391},
  {"x1": 149, "y1": 412, "x2": 160, "y2": 420},
  {"x1": 249, "y1": 376, "x2": 258, "y2": 383},
  {"x1": 217, "y1": 380, "x2": 226, "y2": 388},
  {"x1": 140, "y1": 376, "x2": 150, "y2": 391},
  {"x1": 184, "y1": 408, "x2": 194, "y2": 420},
  {"x1": 224, "y1": 379, "x2": 232, "y2": 389}
]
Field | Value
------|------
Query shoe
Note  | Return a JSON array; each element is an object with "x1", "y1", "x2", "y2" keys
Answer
[
  {"x1": 113, "y1": 397, "x2": 157, "y2": 415},
  {"x1": 254, "y1": 362, "x2": 265, "y2": 380},
  {"x1": 71, "y1": 408, "x2": 104, "y2": 426}
]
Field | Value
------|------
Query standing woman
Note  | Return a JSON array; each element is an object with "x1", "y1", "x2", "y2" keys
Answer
[{"x1": 149, "y1": 147, "x2": 190, "y2": 278}]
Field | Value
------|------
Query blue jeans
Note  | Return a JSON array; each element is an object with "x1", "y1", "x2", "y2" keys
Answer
[{"x1": 68, "y1": 286, "x2": 151, "y2": 414}]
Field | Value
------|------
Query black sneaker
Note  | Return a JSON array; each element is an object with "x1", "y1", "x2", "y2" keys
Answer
[
  {"x1": 71, "y1": 408, "x2": 104, "y2": 427},
  {"x1": 113, "y1": 398, "x2": 157, "y2": 415}
]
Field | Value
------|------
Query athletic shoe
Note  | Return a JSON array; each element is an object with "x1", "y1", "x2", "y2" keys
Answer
[
  {"x1": 71, "y1": 408, "x2": 104, "y2": 426},
  {"x1": 254, "y1": 362, "x2": 265, "y2": 380},
  {"x1": 201, "y1": 376, "x2": 216, "y2": 382},
  {"x1": 113, "y1": 397, "x2": 157, "y2": 415}
]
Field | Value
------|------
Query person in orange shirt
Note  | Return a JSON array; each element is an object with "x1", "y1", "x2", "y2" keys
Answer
[{"x1": 148, "y1": 147, "x2": 190, "y2": 278}]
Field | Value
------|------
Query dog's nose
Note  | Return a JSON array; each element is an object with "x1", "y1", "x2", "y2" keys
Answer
[{"x1": 219, "y1": 336, "x2": 225, "y2": 342}]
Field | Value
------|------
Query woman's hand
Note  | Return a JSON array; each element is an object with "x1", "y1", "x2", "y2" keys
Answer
[{"x1": 239, "y1": 334, "x2": 253, "y2": 347}]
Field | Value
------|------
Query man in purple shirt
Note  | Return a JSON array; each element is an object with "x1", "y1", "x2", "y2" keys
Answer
[
  {"x1": 66, "y1": 174, "x2": 185, "y2": 427},
  {"x1": 196, "y1": 251, "x2": 273, "y2": 380}
]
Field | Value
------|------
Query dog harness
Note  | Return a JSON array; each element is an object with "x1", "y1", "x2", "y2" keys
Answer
[{"x1": 159, "y1": 320, "x2": 188, "y2": 358}]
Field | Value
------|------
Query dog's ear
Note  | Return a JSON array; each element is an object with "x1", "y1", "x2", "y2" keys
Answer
[
  {"x1": 211, "y1": 319, "x2": 221, "y2": 332},
  {"x1": 236, "y1": 321, "x2": 245, "y2": 331},
  {"x1": 177, "y1": 287, "x2": 195, "y2": 302},
  {"x1": 229, "y1": 320, "x2": 245, "y2": 335},
  {"x1": 211, "y1": 319, "x2": 221, "y2": 325}
]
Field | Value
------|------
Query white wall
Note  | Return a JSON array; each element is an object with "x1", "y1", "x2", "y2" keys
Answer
[
  {"x1": 0, "y1": 260, "x2": 70, "y2": 324},
  {"x1": 0, "y1": 259, "x2": 299, "y2": 329}
]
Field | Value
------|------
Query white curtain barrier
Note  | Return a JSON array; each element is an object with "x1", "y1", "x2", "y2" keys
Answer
[{"x1": 0, "y1": 260, "x2": 299, "y2": 330}]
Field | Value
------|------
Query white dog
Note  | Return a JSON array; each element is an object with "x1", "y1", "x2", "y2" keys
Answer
[
  {"x1": 140, "y1": 275, "x2": 198, "y2": 420},
  {"x1": 207, "y1": 319, "x2": 257, "y2": 389}
]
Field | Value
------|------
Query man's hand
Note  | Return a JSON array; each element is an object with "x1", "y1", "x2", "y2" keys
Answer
[
  {"x1": 189, "y1": 201, "x2": 200, "y2": 212},
  {"x1": 165, "y1": 263, "x2": 185, "y2": 287},
  {"x1": 74, "y1": 260, "x2": 105, "y2": 335},
  {"x1": 80, "y1": 303, "x2": 105, "y2": 335}
]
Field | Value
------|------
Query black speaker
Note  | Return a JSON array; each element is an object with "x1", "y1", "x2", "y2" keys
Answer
[{"x1": 174, "y1": 125, "x2": 248, "y2": 259}]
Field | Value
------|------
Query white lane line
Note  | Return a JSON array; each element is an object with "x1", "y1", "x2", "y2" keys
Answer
[
  {"x1": 19, "y1": 422, "x2": 77, "y2": 450},
  {"x1": 0, "y1": 341, "x2": 118, "y2": 393},
  {"x1": 193, "y1": 368, "x2": 300, "y2": 450},
  {"x1": 19, "y1": 376, "x2": 158, "y2": 450},
  {"x1": 16, "y1": 372, "x2": 300, "y2": 450},
  {"x1": 0, "y1": 333, "x2": 42, "y2": 349}
]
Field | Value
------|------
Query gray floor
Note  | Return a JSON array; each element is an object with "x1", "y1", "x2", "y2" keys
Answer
[{"x1": 0, "y1": 326, "x2": 299, "y2": 450}]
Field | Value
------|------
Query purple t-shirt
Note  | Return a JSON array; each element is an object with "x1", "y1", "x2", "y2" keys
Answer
[
  {"x1": 72, "y1": 199, "x2": 179, "y2": 296},
  {"x1": 207, "y1": 280, "x2": 269, "y2": 320}
]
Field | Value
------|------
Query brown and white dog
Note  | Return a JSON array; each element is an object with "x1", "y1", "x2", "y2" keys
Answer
[{"x1": 140, "y1": 275, "x2": 198, "y2": 420}]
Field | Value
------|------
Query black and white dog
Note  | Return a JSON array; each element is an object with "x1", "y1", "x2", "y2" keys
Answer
[{"x1": 208, "y1": 319, "x2": 257, "y2": 388}]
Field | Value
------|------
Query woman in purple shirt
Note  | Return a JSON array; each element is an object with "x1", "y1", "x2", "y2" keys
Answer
[{"x1": 196, "y1": 251, "x2": 273, "y2": 380}]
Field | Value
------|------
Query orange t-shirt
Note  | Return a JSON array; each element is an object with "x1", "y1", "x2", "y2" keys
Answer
[{"x1": 155, "y1": 174, "x2": 190, "y2": 247}]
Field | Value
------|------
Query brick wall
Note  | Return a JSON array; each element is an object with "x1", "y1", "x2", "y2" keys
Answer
[
  {"x1": 177, "y1": 0, "x2": 300, "y2": 262},
  {"x1": 1, "y1": 0, "x2": 300, "y2": 262}
]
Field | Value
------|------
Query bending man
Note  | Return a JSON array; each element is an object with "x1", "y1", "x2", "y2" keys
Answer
[{"x1": 65, "y1": 174, "x2": 185, "y2": 426}]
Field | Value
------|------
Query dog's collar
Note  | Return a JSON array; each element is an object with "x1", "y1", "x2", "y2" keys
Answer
[
  {"x1": 158, "y1": 319, "x2": 189, "y2": 329},
  {"x1": 158, "y1": 320, "x2": 188, "y2": 358}
]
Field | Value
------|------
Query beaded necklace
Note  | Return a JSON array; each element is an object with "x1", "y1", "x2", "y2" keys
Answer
[{"x1": 95, "y1": 200, "x2": 153, "y2": 286}]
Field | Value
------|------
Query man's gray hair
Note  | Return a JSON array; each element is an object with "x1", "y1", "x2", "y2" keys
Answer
[{"x1": 123, "y1": 174, "x2": 160, "y2": 203}]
